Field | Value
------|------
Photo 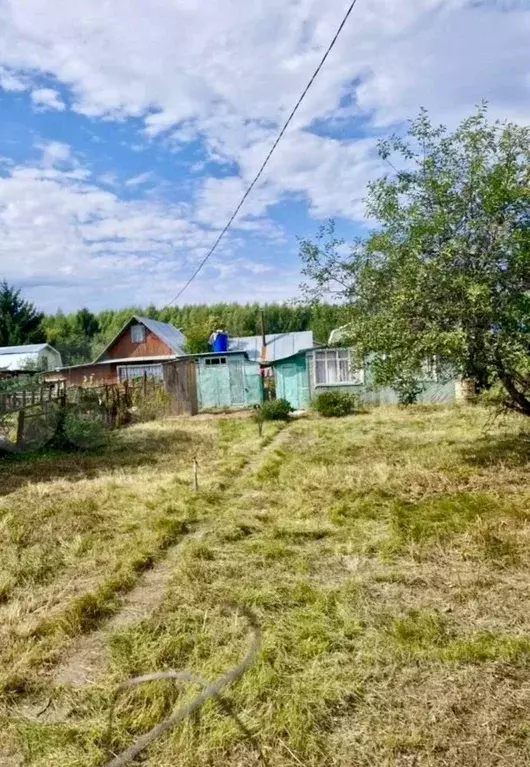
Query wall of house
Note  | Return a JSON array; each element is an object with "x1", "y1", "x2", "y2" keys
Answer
[
  {"x1": 195, "y1": 354, "x2": 263, "y2": 410},
  {"x1": 39, "y1": 347, "x2": 63, "y2": 370},
  {"x1": 102, "y1": 324, "x2": 172, "y2": 361},
  {"x1": 307, "y1": 351, "x2": 458, "y2": 406},
  {"x1": 46, "y1": 363, "x2": 116, "y2": 387}
]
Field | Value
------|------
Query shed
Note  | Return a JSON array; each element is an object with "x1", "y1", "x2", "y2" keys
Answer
[
  {"x1": 184, "y1": 351, "x2": 263, "y2": 410},
  {"x1": 0, "y1": 343, "x2": 62, "y2": 373}
]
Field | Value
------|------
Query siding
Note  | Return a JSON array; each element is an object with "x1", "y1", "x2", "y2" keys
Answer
[
  {"x1": 102, "y1": 326, "x2": 172, "y2": 361},
  {"x1": 307, "y1": 352, "x2": 457, "y2": 406},
  {"x1": 46, "y1": 363, "x2": 116, "y2": 386}
]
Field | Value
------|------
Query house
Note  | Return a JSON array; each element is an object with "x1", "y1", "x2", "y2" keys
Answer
[
  {"x1": 271, "y1": 347, "x2": 460, "y2": 410},
  {"x1": 47, "y1": 316, "x2": 187, "y2": 386},
  {"x1": 0, "y1": 343, "x2": 62, "y2": 375}
]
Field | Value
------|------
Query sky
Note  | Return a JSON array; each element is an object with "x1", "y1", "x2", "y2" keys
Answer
[{"x1": 0, "y1": 0, "x2": 528, "y2": 313}]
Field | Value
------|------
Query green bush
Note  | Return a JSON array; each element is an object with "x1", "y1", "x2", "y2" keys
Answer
[
  {"x1": 64, "y1": 411, "x2": 109, "y2": 449},
  {"x1": 261, "y1": 399, "x2": 294, "y2": 421},
  {"x1": 313, "y1": 391, "x2": 358, "y2": 417}
]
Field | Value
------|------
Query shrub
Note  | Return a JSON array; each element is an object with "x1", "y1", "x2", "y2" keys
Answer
[
  {"x1": 313, "y1": 391, "x2": 358, "y2": 417},
  {"x1": 63, "y1": 411, "x2": 109, "y2": 449},
  {"x1": 261, "y1": 399, "x2": 294, "y2": 421},
  {"x1": 395, "y1": 376, "x2": 424, "y2": 406}
]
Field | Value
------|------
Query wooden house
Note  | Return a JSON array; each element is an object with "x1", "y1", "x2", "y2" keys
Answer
[
  {"x1": 271, "y1": 348, "x2": 461, "y2": 410},
  {"x1": 47, "y1": 316, "x2": 187, "y2": 386}
]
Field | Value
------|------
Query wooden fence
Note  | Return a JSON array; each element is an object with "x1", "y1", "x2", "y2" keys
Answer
[
  {"x1": 163, "y1": 359, "x2": 198, "y2": 415},
  {"x1": 0, "y1": 381, "x2": 66, "y2": 416}
]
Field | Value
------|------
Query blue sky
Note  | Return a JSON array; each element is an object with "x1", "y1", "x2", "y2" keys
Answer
[{"x1": 0, "y1": 0, "x2": 528, "y2": 313}]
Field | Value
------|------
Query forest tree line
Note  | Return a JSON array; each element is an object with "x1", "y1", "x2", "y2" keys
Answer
[
  {"x1": 0, "y1": 281, "x2": 346, "y2": 365},
  {"x1": 44, "y1": 303, "x2": 346, "y2": 363}
]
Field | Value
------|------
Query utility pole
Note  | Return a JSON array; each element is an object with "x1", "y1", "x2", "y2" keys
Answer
[{"x1": 260, "y1": 310, "x2": 267, "y2": 364}]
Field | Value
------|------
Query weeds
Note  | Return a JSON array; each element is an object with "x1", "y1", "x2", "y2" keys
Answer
[{"x1": 3, "y1": 406, "x2": 530, "y2": 766}]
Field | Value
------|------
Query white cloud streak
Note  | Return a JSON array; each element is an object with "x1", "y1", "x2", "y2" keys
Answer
[{"x1": 30, "y1": 87, "x2": 65, "y2": 111}]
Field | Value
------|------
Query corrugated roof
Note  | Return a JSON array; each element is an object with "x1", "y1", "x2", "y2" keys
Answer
[
  {"x1": 229, "y1": 331, "x2": 314, "y2": 362},
  {"x1": 94, "y1": 316, "x2": 187, "y2": 362},
  {"x1": 136, "y1": 317, "x2": 187, "y2": 355},
  {"x1": 0, "y1": 343, "x2": 51, "y2": 355},
  {"x1": 0, "y1": 351, "x2": 42, "y2": 371},
  {"x1": 328, "y1": 323, "x2": 353, "y2": 345}
]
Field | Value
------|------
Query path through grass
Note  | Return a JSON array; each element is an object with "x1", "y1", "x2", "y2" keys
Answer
[{"x1": 3, "y1": 406, "x2": 530, "y2": 766}]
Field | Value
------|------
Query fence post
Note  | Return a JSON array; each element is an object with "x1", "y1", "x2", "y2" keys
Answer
[
  {"x1": 16, "y1": 409, "x2": 25, "y2": 446},
  {"x1": 193, "y1": 458, "x2": 199, "y2": 492},
  {"x1": 143, "y1": 372, "x2": 148, "y2": 397}
]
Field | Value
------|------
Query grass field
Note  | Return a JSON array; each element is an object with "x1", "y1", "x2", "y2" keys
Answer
[{"x1": 1, "y1": 405, "x2": 530, "y2": 766}]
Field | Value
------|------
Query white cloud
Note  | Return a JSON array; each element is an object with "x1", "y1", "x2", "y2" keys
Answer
[
  {"x1": 30, "y1": 87, "x2": 65, "y2": 111},
  {"x1": 0, "y1": 0, "x2": 528, "y2": 308},
  {"x1": 0, "y1": 65, "x2": 27, "y2": 92},
  {"x1": 125, "y1": 171, "x2": 154, "y2": 187},
  {"x1": 0, "y1": 157, "x2": 295, "y2": 311},
  {"x1": 37, "y1": 141, "x2": 74, "y2": 168}
]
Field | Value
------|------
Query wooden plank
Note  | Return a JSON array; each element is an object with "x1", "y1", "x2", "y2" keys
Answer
[{"x1": 16, "y1": 409, "x2": 25, "y2": 446}]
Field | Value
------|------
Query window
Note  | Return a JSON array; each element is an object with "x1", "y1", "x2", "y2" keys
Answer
[
  {"x1": 313, "y1": 349, "x2": 363, "y2": 386},
  {"x1": 420, "y1": 356, "x2": 438, "y2": 382},
  {"x1": 118, "y1": 364, "x2": 163, "y2": 381},
  {"x1": 205, "y1": 357, "x2": 227, "y2": 366},
  {"x1": 131, "y1": 324, "x2": 146, "y2": 344}
]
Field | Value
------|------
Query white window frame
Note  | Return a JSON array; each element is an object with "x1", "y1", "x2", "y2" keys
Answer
[
  {"x1": 131, "y1": 324, "x2": 146, "y2": 344},
  {"x1": 312, "y1": 349, "x2": 364, "y2": 387},
  {"x1": 205, "y1": 357, "x2": 227, "y2": 366},
  {"x1": 118, "y1": 364, "x2": 163, "y2": 381}
]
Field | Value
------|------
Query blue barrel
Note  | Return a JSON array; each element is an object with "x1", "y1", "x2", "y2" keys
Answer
[{"x1": 212, "y1": 332, "x2": 229, "y2": 353}]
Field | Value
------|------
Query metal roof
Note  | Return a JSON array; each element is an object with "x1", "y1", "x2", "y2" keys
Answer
[
  {"x1": 0, "y1": 343, "x2": 52, "y2": 355},
  {"x1": 229, "y1": 331, "x2": 314, "y2": 362},
  {"x1": 51, "y1": 355, "x2": 176, "y2": 371},
  {"x1": 0, "y1": 344, "x2": 61, "y2": 372},
  {"x1": 136, "y1": 317, "x2": 187, "y2": 354},
  {"x1": 328, "y1": 323, "x2": 353, "y2": 345},
  {"x1": 94, "y1": 316, "x2": 187, "y2": 362}
]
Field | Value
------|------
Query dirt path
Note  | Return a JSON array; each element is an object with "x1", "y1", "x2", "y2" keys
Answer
[
  {"x1": 50, "y1": 422, "x2": 294, "y2": 692},
  {"x1": 52, "y1": 529, "x2": 207, "y2": 688}
]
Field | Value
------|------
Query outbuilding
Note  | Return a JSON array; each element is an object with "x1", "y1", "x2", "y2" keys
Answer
[
  {"x1": 184, "y1": 351, "x2": 263, "y2": 410},
  {"x1": 0, "y1": 343, "x2": 62, "y2": 374}
]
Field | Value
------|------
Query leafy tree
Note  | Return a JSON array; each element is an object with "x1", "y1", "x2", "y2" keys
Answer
[
  {"x1": 0, "y1": 281, "x2": 44, "y2": 346},
  {"x1": 73, "y1": 308, "x2": 100, "y2": 339},
  {"x1": 299, "y1": 106, "x2": 530, "y2": 414}
]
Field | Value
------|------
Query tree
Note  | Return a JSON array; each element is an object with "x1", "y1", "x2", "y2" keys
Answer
[
  {"x1": 42, "y1": 308, "x2": 100, "y2": 365},
  {"x1": 0, "y1": 281, "x2": 45, "y2": 346},
  {"x1": 299, "y1": 105, "x2": 530, "y2": 413},
  {"x1": 73, "y1": 308, "x2": 100, "y2": 340}
]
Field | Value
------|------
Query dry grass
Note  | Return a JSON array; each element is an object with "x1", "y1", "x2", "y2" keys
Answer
[{"x1": 2, "y1": 405, "x2": 530, "y2": 766}]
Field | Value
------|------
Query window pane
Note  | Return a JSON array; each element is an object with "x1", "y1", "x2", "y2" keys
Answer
[
  {"x1": 339, "y1": 358, "x2": 350, "y2": 382},
  {"x1": 315, "y1": 359, "x2": 326, "y2": 384},
  {"x1": 131, "y1": 324, "x2": 145, "y2": 343},
  {"x1": 327, "y1": 355, "x2": 338, "y2": 383}
]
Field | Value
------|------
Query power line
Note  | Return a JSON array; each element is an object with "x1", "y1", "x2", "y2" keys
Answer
[{"x1": 165, "y1": 0, "x2": 361, "y2": 307}]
